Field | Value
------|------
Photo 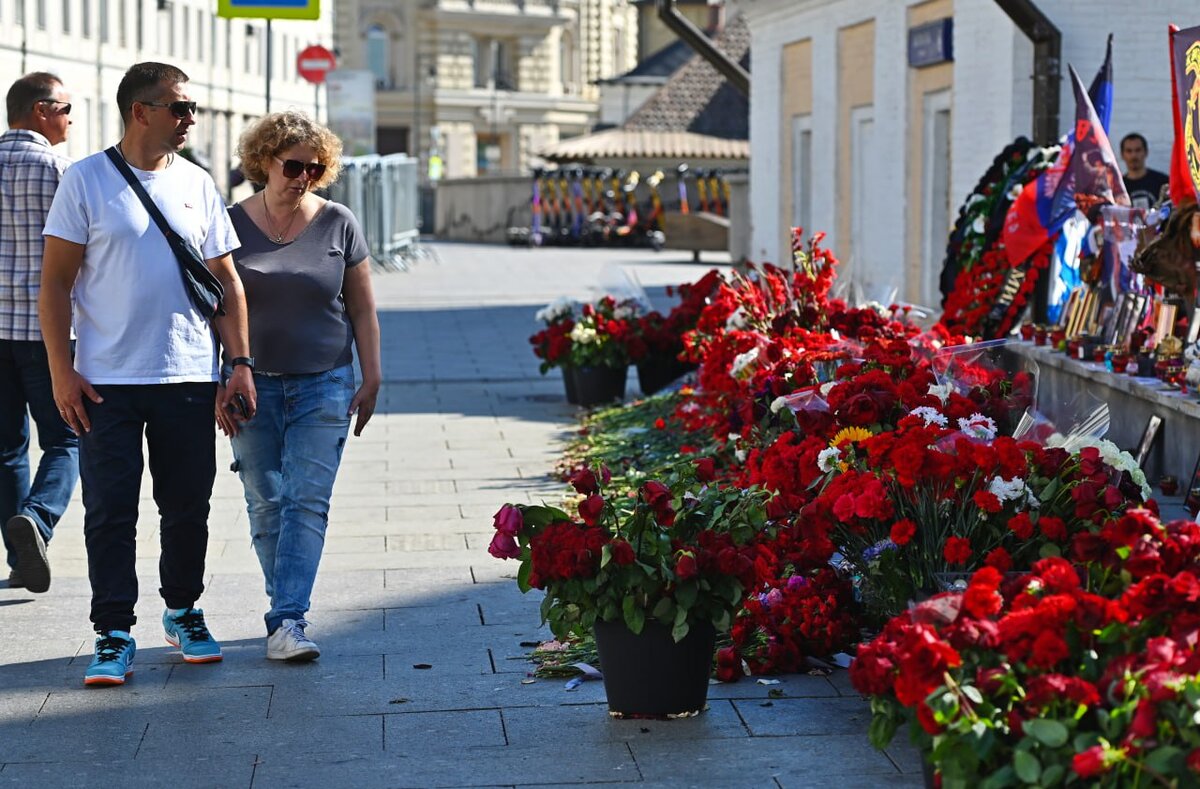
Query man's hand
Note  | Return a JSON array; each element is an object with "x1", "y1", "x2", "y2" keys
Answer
[{"x1": 52, "y1": 368, "x2": 103, "y2": 435}]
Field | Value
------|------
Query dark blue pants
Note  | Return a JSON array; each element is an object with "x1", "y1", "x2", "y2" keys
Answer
[
  {"x1": 80, "y1": 382, "x2": 216, "y2": 633},
  {"x1": 0, "y1": 339, "x2": 80, "y2": 570}
]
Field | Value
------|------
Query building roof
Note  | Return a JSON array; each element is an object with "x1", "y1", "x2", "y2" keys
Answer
[
  {"x1": 622, "y1": 13, "x2": 750, "y2": 140},
  {"x1": 539, "y1": 14, "x2": 751, "y2": 163},
  {"x1": 596, "y1": 38, "x2": 698, "y2": 86},
  {"x1": 541, "y1": 128, "x2": 749, "y2": 163}
]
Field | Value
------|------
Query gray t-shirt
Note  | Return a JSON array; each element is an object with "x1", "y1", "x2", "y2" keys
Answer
[{"x1": 228, "y1": 200, "x2": 369, "y2": 375}]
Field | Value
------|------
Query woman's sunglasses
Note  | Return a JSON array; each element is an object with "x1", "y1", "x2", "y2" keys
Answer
[
  {"x1": 141, "y1": 100, "x2": 198, "y2": 119},
  {"x1": 36, "y1": 99, "x2": 71, "y2": 115},
  {"x1": 275, "y1": 157, "x2": 327, "y2": 180}
]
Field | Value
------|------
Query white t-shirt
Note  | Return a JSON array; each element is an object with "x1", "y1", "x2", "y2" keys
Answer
[{"x1": 43, "y1": 150, "x2": 239, "y2": 384}]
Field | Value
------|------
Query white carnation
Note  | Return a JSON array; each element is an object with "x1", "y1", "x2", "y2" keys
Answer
[
  {"x1": 988, "y1": 476, "x2": 1026, "y2": 503},
  {"x1": 909, "y1": 406, "x2": 948, "y2": 427},
  {"x1": 818, "y1": 447, "x2": 843, "y2": 474},
  {"x1": 569, "y1": 323, "x2": 597, "y2": 344},
  {"x1": 770, "y1": 396, "x2": 789, "y2": 414},
  {"x1": 958, "y1": 413, "x2": 997, "y2": 441}
]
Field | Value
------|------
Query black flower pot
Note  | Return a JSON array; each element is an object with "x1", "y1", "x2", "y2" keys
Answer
[
  {"x1": 561, "y1": 365, "x2": 579, "y2": 404},
  {"x1": 572, "y1": 364, "x2": 628, "y2": 406},
  {"x1": 593, "y1": 618, "x2": 716, "y2": 716},
  {"x1": 636, "y1": 352, "x2": 697, "y2": 395}
]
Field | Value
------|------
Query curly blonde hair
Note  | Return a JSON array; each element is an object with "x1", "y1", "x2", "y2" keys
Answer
[{"x1": 237, "y1": 110, "x2": 342, "y2": 190}]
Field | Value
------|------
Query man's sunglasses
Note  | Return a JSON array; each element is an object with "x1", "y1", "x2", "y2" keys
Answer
[
  {"x1": 36, "y1": 99, "x2": 71, "y2": 115},
  {"x1": 275, "y1": 157, "x2": 327, "y2": 180},
  {"x1": 141, "y1": 100, "x2": 198, "y2": 119}
]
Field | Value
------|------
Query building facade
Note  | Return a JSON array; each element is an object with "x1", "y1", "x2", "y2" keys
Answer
[
  {"x1": 336, "y1": 0, "x2": 638, "y2": 179},
  {"x1": 0, "y1": 0, "x2": 331, "y2": 195},
  {"x1": 737, "y1": 0, "x2": 1196, "y2": 307}
]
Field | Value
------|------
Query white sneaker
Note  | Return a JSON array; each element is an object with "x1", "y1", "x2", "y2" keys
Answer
[{"x1": 266, "y1": 618, "x2": 320, "y2": 661}]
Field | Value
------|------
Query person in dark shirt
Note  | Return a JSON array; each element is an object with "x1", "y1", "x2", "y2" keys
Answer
[{"x1": 1120, "y1": 133, "x2": 1169, "y2": 209}]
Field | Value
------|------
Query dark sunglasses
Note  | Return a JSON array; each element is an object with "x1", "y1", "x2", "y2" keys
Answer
[
  {"x1": 36, "y1": 99, "x2": 71, "y2": 115},
  {"x1": 275, "y1": 157, "x2": 327, "y2": 180},
  {"x1": 141, "y1": 100, "x2": 198, "y2": 119}
]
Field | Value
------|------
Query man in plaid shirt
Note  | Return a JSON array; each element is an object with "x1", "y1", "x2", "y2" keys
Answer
[{"x1": 0, "y1": 72, "x2": 77, "y2": 593}]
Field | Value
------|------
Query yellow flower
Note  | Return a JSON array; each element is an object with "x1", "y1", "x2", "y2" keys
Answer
[{"x1": 830, "y1": 426, "x2": 873, "y2": 448}]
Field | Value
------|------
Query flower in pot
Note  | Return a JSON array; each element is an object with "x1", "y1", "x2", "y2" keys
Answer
[{"x1": 488, "y1": 460, "x2": 773, "y2": 716}]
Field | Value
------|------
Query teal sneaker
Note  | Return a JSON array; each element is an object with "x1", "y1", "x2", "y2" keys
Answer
[
  {"x1": 163, "y1": 608, "x2": 223, "y2": 664},
  {"x1": 84, "y1": 631, "x2": 136, "y2": 686}
]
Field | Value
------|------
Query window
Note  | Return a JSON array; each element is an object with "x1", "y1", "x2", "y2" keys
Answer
[
  {"x1": 81, "y1": 0, "x2": 90, "y2": 37},
  {"x1": 560, "y1": 31, "x2": 578, "y2": 94},
  {"x1": 243, "y1": 24, "x2": 251, "y2": 72},
  {"x1": 99, "y1": 0, "x2": 108, "y2": 41},
  {"x1": 791, "y1": 114, "x2": 812, "y2": 236},
  {"x1": 17, "y1": 0, "x2": 24, "y2": 26},
  {"x1": 182, "y1": 5, "x2": 189, "y2": 59},
  {"x1": 921, "y1": 90, "x2": 952, "y2": 306},
  {"x1": 196, "y1": 9, "x2": 204, "y2": 62},
  {"x1": 61, "y1": 0, "x2": 69, "y2": 33},
  {"x1": 36, "y1": 0, "x2": 45, "y2": 30},
  {"x1": 850, "y1": 105, "x2": 879, "y2": 294},
  {"x1": 474, "y1": 37, "x2": 514, "y2": 90},
  {"x1": 225, "y1": 19, "x2": 231, "y2": 68},
  {"x1": 366, "y1": 25, "x2": 390, "y2": 88}
]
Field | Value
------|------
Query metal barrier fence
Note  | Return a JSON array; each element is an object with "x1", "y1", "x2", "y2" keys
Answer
[{"x1": 329, "y1": 153, "x2": 421, "y2": 271}]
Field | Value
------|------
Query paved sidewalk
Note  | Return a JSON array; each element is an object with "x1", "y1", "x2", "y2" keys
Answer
[{"x1": 0, "y1": 243, "x2": 922, "y2": 788}]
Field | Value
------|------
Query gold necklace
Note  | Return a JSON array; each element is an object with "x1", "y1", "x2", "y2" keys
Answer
[{"x1": 262, "y1": 190, "x2": 303, "y2": 244}]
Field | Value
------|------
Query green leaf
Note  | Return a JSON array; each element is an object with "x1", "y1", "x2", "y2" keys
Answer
[
  {"x1": 961, "y1": 684, "x2": 984, "y2": 705},
  {"x1": 1023, "y1": 718, "x2": 1069, "y2": 749},
  {"x1": 1040, "y1": 764, "x2": 1065, "y2": 787},
  {"x1": 651, "y1": 597, "x2": 673, "y2": 620},
  {"x1": 712, "y1": 609, "x2": 731, "y2": 632},
  {"x1": 1038, "y1": 542, "x2": 1062, "y2": 559},
  {"x1": 1013, "y1": 750, "x2": 1041, "y2": 784},
  {"x1": 516, "y1": 560, "x2": 532, "y2": 593},
  {"x1": 979, "y1": 766, "x2": 1017, "y2": 789},
  {"x1": 600, "y1": 544, "x2": 613, "y2": 569},
  {"x1": 868, "y1": 713, "x2": 899, "y2": 750},
  {"x1": 622, "y1": 597, "x2": 645, "y2": 634},
  {"x1": 1144, "y1": 745, "x2": 1183, "y2": 774},
  {"x1": 671, "y1": 618, "x2": 690, "y2": 642},
  {"x1": 674, "y1": 581, "x2": 698, "y2": 610}
]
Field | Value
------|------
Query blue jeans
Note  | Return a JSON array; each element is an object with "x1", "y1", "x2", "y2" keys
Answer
[
  {"x1": 0, "y1": 339, "x2": 80, "y2": 570},
  {"x1": 230, "y1": 364, "x2": 353, "y2": 634}
]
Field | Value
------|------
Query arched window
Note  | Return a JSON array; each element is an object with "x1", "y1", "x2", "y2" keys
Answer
[
  {"x1": 366, "y1": 25, "x2": 391, "y2": 89},
  {"x1": 560, "y1": 30, "x2": 578, "y2": 94}
]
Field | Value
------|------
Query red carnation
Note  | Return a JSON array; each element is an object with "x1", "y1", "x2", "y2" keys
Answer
[
  {"x1": 943, "y1": 536, "x2": 972, "y2": 565},
  {"x1": 889, "y1": 519, "x2": 917, "y2": 547},
  {"x1": 1038, "y1": 516, "x2": 1066, "y2": 541},
  {"x1": 715, "y1": 646, "x2": 743, "y2": 683},
  {"x1": 1007, "y1": 512, "x2": 1034, "y2": 540}
]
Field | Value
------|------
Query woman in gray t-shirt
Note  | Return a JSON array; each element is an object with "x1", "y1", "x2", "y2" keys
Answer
[{"x1": 217, "y1": 110, "x2": 381, "y2": 662}]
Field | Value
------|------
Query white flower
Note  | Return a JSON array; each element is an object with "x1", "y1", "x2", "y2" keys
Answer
[
  {"x1": 909, "y1": 406, "x2": 948, "y2": 427},
  {"x1": 613, "y1": 304, "x2": 638, "y2": 320},
  {"x1": 569, "y1": 323, "x2": 597, "y2": 344},
  {"x1": 535, "y1": 297, "x2": 574, "y2": 324},
  {"x1": 735, "y1": 449, "x2": 747, "y2": 463},
  {"x1": 1008, "y1": 184, "x2": 1024, "y2": 201},
  {"x1": 927, "y1": 383, "x2": 952, "y2": 403},
  {"x1": 770, "y1": 396, "x2": 789, "y2": 414},
  {"x1": 971, "y1": 216, "x2": 986, "y2": 235},
  {"x1": 725, "y1": 306, "x2": 748, "y2": 331},
  {"x1": 957, "y1": 413, "x2": 997, "y2": 441},
  {"x1": 730, "y1": 347, "x2": 760, "y2": 380},
  {"x1": 818, "y1": 447, "x2": 842, "y2": 474},
  {"x1": 988, "y1": 476, "x2": 1027, "y2": 503}
]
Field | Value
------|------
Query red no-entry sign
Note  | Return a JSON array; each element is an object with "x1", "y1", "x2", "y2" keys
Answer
[{"x1": 297, "y1": 45, "x2": 337, "y2": 84}]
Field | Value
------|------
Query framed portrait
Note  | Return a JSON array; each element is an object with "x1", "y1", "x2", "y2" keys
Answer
[{"x1": 1133, "y1": 414, "x2": 1164, "y2": 470}]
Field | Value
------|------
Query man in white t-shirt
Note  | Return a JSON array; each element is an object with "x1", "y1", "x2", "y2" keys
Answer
[{"x1": 39, "y1": 62, "x2": 256, "y2": 686}]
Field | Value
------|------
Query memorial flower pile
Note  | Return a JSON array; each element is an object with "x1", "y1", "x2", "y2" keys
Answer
[{"x1": 529, "y1": 295, "x2": 641, "y2": 371}]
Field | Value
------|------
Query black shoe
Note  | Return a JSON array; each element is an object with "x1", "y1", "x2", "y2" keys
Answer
[
  {"x1": 4, "y1": 515, "x2": 50, "y2": 593},
  {"x1": 6, "y1": 569, "x2": 23, "y2": 588}
]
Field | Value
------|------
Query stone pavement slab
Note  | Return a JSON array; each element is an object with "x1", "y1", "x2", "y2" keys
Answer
[{"x1": 0, "y1": 243, "x2": 922, "y2": 787}]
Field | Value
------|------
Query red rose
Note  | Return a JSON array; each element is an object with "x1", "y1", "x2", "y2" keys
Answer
[
  {"x1": 715, "y1": 646, "x2": 743, "y2": 683},
  {"x1": 487, "y1": 531, "x2": 520, "y2": 560},
  {"x1": 943, "y1": 536, "x2": 972, "y2": 565},
  {"x1": 569, "y1": 467, "x2": 599, "y2": 495},
  {"x1": 578, "y1": 494, "x2": 605, "y2": 526},
  {"x1": 1186, "y1": 748, "x2": 1200, "y2": 774},
  {"x1": 890, "y1": 519, "x2": 917, "y2": 546},
  {"x1": 641, "y1": 481, "x2": 672, "y2": 510},
  {"x1": 836, "y1": 393, "x2": 883, "y2": 427},
  {"x1": 610, "y1": 539, "x2": 635, "y2": 566},
  {"x1": 1128, "y1": 699, "x2": 1158, "y2": 740},
  {"x1": 675, "y1": 551, "x2": 699, "y2": 580},
  {"x1": 694, "y1": 457, "x2": 717, "y2": 483},
  {"x1": 916, "y1": 701, "x2": 944, "y2": 735},
  {"x1": 492, "y1": 504, "x2": 523, "y2": 537},
  {"x1": 654, "y1": 417, "x2": 666, "y2": 430},
  {"x1": 1072, "y1": 746, "x2": 1110, "y2": 778}
]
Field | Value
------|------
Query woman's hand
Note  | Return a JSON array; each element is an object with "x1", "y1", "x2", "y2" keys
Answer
[
  {"x1": 349, "y1": 378, "x2": 380, "y2": 437},
  {"x1": 215, "y1": 385, "x2": 239, "y2": 437}
]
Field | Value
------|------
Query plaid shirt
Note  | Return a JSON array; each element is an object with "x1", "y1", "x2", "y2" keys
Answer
[{"x1": 0, "y1": 129, "x2": 71, "y2": 341}]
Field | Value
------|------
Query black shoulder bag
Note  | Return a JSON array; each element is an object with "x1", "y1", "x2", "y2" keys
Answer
[{"x1": 104, "y1": 146, "x2": 225, "y2": 320}]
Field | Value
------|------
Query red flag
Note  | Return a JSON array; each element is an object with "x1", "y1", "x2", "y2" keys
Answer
[{"x1": 1169, "y1": 24, "x2": 1199, "y2": 204}]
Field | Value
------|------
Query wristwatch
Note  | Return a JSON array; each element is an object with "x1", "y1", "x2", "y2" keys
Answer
[{"x1": 230, "y1": 356, "x2": 255, "y2": 371}]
